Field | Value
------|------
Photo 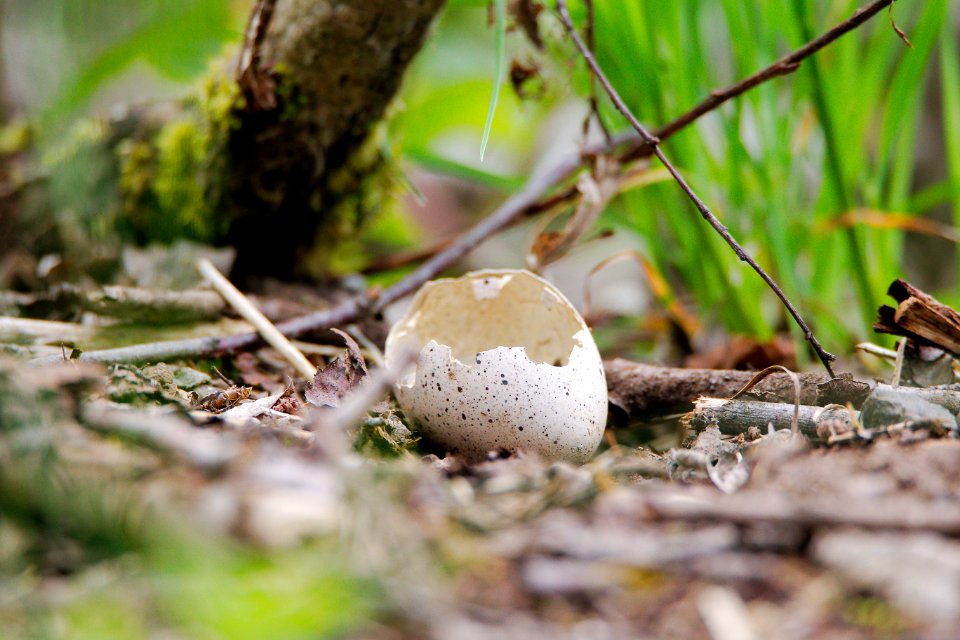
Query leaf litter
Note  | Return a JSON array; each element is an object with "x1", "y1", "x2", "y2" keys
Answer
[{"x1": 3, "y1": 277, "x2": 960, "y2": 638}]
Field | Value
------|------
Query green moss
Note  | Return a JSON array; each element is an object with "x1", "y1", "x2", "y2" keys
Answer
[
  {"x1": 40, "y1": 118, "x2": 110, "y2": 168},
  {"x1": 271, "y1": 62, "x2": 308, "y2": 122},
  {"x1": 843, "y1": 595, "x2": 912, "y2": 636},
  {"x1": 354, "y1": 412, "x2": 419, "y2": 458},
  {"x1": 116, "y1": 68, "x2": 243, "y2": 243},
  {"x1": 152, "y1": 119, "x2": 210, "y2": 239},
  {"x1": 41, "y1": 117, "x2": 123, "y2": 253},
  {"x1": 0, "y1": 117, "x2": 31, "y2": 155},
  {"x1": 305, "y1": 123, "x2": 396, "y2": 276},
  {"x1": 31, "y1": 65, "x2": 244, "y2": 272}
]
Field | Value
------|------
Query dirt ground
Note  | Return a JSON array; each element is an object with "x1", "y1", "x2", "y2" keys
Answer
[{"x1": 3, "y1": 326, "x2": 959, "y2": 639}]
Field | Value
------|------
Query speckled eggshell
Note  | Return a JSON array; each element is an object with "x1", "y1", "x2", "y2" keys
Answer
[{"x1": 385, "y1": 269, "x2": 607, "y2": 463}]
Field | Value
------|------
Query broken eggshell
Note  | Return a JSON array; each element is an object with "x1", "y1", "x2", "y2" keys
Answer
[{"x1": 384, "y1": 269, "x2": 607, "y2": 463}]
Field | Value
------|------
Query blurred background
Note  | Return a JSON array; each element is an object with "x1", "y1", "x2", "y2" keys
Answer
[{"x1": 2, "y1": 0, "x2": 959, "y2": 363}]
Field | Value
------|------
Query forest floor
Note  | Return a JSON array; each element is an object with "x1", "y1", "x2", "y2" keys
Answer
[{"x1": 2, "y1": 253, "x2": 959, "y2": 640}]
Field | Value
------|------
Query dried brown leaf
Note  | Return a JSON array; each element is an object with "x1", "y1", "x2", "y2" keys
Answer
[
  {"x1": 512, "y1": 0, "x2": 544, "y2": 49},
  {"x1": 305, "y1": 328, "x2": 368, "y2": 408},
  {"x1": 195, "y1": 385, "x2": 252, "y2": 412},
  {"x1": 526, "y1": 157, "x2": 620, "y2": 270}
]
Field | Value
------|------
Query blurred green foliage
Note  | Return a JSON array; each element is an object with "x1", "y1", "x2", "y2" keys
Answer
[
  {"x1": 35, "y1": 0, "x2": 240, "y2": 127},
  {"x1": 573, "y1": 0, "x2": 957, "y2": 351},
  {"x1": 393, "y1": 1, "x2": 960, "y2": 357}
]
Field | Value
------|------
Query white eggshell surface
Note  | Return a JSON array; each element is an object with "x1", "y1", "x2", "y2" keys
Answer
[{"x1": 385, "y1": 270, "x2": 607, "y2": 463}]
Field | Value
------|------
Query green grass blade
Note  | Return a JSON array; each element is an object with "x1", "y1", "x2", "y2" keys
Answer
[
  {"x1": 940, "y1": 12, "x2": 960, "y2": 287},
  {"x1": 791, "y1": 0, "x2": 876, "y2": 332},
  {"x1": 404, "y1": 148, "x2": 523, "y2": 191},
  {"x1": 479, "y1": 0, "x2": 506, "y2": 161}
]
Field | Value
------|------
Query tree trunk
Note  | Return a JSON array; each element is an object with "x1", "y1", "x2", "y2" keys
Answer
[
  {"x1": 6, "y1": 0, "x2": 447, "y2": 283},
  {"x1": 227, "y1": 0, "x2": 446, "y2": 278}
]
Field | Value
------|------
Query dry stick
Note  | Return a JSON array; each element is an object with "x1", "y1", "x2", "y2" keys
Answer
[
  {"x1": 556, "y1": 0, "x2": 837, "y2": 378},
  {"x1": 686, "y1": 397, "x2": 853, "y2": 439},
  {"x1": 581, "y1": 0, "x2": 612, "y2": 144},
  {"x1": 48, "y1": 2, "x2": 893, "y2": 367},
  {"x1": 198, "y1": 259, "x2": 317, "y2": 380}
]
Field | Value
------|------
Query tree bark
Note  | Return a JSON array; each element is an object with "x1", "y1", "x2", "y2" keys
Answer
[{"x1": 228, "y1": 0, "x2": 446, "y2": 278}]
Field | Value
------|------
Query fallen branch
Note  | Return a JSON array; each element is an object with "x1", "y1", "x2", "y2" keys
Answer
[
  {"x1": 605, "y1": 359, "x2": 832, "y2": 420},
  {"x1": 557, "y1": 0, "x2": 836, "y2": 376},
  {"x1": 32, "y1": 1, "x2": 894, "y2": 366},
  {"x1": 0, "y1": 316, "x2": 97, "y2": 345},
  {"x1": 80, "y1": 402, "x2": 240, "y2": 473},
  {"x1": 873, "y1": 383, "x2": 960, "y2": 416},
  {"x1": 685, "y1": 397, "x2": 855, "y2": 438},
  {"x1": 1, "y1": 285, "x2": 224, "y2": 323}
]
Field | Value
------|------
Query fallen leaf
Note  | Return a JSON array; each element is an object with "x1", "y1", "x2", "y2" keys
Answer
[
  {"x1": 526, "y1": 156, "x2": 620, "y2": 270},
  {"x1": 194, "y1": 385, "x2": 252, "y2": 412},
  {"x1": 305, "y1": 328, "x2": 368, "y2": 408}
]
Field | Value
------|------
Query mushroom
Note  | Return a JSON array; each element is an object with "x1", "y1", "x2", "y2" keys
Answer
[{"x1": 385, "y1": 269, "x2": 607, "y2": 463}]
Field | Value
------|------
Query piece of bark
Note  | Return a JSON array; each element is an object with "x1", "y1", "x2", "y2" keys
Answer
[
  {"x1": 605, "y1": 359, "x2": 839, "y2": 421},
  {"x1": 875, "y1": 279, "x2": 960, "y2": 355},
  {"x1": 685, "y1": 397, "x2": 854, "y2": 438}
]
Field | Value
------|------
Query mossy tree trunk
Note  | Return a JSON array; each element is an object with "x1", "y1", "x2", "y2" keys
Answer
[
  {"x1": 5, "y1": 0, "x2": 446, "y2": 284},
  {"x1": 227, "y1": 0, "x2": 446, "y2": 278}
]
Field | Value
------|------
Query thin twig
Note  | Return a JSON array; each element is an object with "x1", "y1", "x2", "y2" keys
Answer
[
  {"x1": 556, "y1": 0, "x2": 837, "y2": 377},
  {"x1": 891, "y1": 337, "x2": 906, "y2": 386},
  {"x1": 698, "y1": 586, "x2": 760, "y2": 640},
  {"x1": 37, "y1": 1, "x2": 894, "y2": 367},
  {"x1": 346, "y1": 324, "x2": 385, "y2": 368},
  {"x1": 198, "y1": 259, "x2": 316, "y2": 380},
  {"x1": 856, "y1": 341, "x2": 899, "y2": 362},
  {"x1": 581, "y1": 0, "x2": 612, "y2": 144}
]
